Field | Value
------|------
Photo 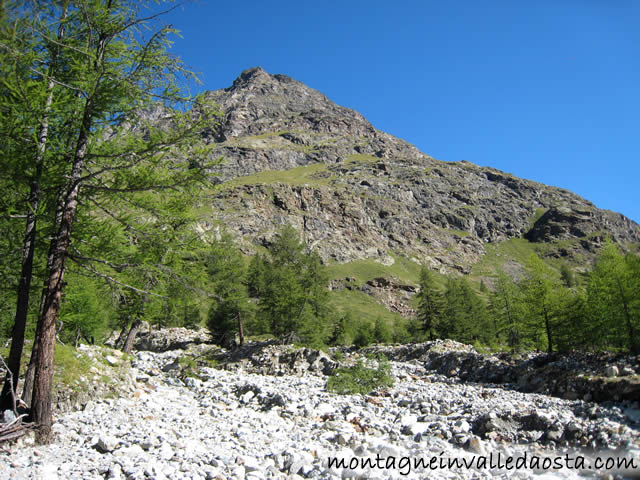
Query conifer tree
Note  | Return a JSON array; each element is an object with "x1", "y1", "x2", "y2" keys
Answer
[
  {"x1": 491, "y1": 271, "x2": 523, "y2": 351},
  {"x1": 440, "y1": 277, "x2": 489, "y2": 344},
  {"x1": 587, "y1": 244, "x2": 639, "y2": 352},
  {"x1": 520, "y1": 253, "x2": 561, "y2": 353},
  {"x1": 1, "y1": 0, "x2": 218, "y2": 441},
  {"x1": 206, "y1": 234, "x2": 252, "y2": 346},
  {"x1": 415, "y1": 266, "x2": 443, "y2": 341},
  {"x1": 251, "y1": 225, "x2": 331, "y2": 344}
]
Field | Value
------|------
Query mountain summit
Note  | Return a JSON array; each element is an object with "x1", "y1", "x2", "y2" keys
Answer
[{"x1": 198, "y1": 68, "x2": 639, "y2": 300}]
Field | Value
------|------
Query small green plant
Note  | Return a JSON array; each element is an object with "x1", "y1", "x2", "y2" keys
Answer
[
  {"x1": 326, "y1": 355, "x2": 394, "y2": 395},
  {"x1": 205, "y1": 357, "x2": 220, "y2": 369},
  {"x1": 332, "y1": 350, "x2": 345, "y2": 362},
  {"x1": 53, "y1": 344, "x2": 93, "y2": 394},
  {"x1": 178, "y1": 355, "x2": 200, "y2": 378}
]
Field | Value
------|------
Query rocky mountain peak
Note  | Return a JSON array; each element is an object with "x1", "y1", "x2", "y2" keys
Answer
[
  {"x1": 229, "y1": 66, "x2": 276, "y2": 90},
  {"x1": 200, "y1": 68, "x2": 639, "y2": 282},
  {"x1": 205, "y1": 67, "x2": 379, "y2": 141}
]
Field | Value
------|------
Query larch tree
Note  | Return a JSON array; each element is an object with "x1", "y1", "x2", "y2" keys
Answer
[
  {"x1": 587, "y1": 244, "x2": 639, "y2": 353},
  {"x1": 415, "y1": 266, "x2": 442, "y2": 341},
  {"x1": 521, "y1": 253, "x2": 561, "y2": 353},
  {"x1": 491, "y1": 270, "x2": 523, "y2": 352},
  {"x1": 206, "y1": 234, "x2": 252, "y2": 347},
  {"x1": 2, "y1": 0, "x2": 218, "y2": 442},
  {"x1": 0, "y1": 0, "x2": 76, "y2": 411}
]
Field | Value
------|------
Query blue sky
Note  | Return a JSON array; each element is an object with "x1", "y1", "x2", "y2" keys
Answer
[{"x1": 157, "y1": 0, "x2": 639, "y2": 223}]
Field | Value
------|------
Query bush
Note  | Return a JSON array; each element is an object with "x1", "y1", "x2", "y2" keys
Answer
[
  {"x1": 326, "y1": 355, "x2": 394, "y2": 395},
  {"x1": 352, "y1": 320, "x2": 374, "y2": 347},
  {"x1": 373, "y1": 316, "x2": 393, "y2": 344}
]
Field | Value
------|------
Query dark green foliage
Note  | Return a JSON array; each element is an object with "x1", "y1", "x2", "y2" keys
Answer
[
  {"x1": 586, "y1": 244, "x2": 640, "y2": 352},
  {"x1": 59, "y1": 274, "x2": 113, "y2": 345},
  {"x1": 439, "y1": 277, "x2": 490, "y2": 344},
  {"x1": 520, "y1": 253, "x2": 562, "y2": 353},
  {"x1": 393, "y1": 316, "x2": 421, "y2": 344},
  {"x1": 329, "y1": 312, "x2": 375, "y2": 347},
  {"x1": 415, "y1": 267, "x2": 443, "y2": 340},
  {"x1": 329, "y1": 313, "x2": 351, "y2": 345},
  {"x1": 490, "y1": 271, "x2": 524, "y2": 352},
  {"x1": 373, "y1": 316, "x2": 393, "y2": 344},
  {"x1": 552, "y1": 291, "x2": 590, "y2": 352},
  {"x1": 247, "y1": 254, "x2": 267, "y2": 297},
  {"x1": 352, "y1": 321, "x2": 375, "y2": 348},
  {"x1": 560, "y1": 264, "x2": 576, "y2": 288},
  {"x1": 326, "y1": 356, "x2": 393, "y2": 395},
  {"x1": 206, "y1": 235, "x2": 252, "y2": 345},
  {"x1": 249, "y1": 225, "x2": 332, "y2": 345}
]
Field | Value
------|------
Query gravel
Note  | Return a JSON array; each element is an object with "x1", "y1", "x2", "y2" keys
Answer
[{"x1": 1, "y1": 346, "x2": 638, "y2": 479}]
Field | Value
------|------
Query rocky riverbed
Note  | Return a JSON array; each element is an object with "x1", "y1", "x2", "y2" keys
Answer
[{"x1": 1, "y1": 336, "x2": 639, "y2": 479}]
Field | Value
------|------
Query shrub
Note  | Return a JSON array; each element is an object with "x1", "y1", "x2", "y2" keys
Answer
[{"x1": 326, "y1": 355, "x2": 394, "y2": 395}]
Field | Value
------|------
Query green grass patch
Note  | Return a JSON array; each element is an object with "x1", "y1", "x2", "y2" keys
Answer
[
  {"x1": 53, "y1": 344, "x2": 93, "y2": 393},
  {"x1": 326, "y1": 355, "x2": 393, "y2": 395},
  {"x1": 226, "y1": 163, "x2": 332, "y2": 188},
  {"x1": 326, "y1": 253, "x2": 423, "y2": 285},
  {"x1": 329, "y1": 289, "x2": 404, "y2": 326},
  {"x1": 444, "y1": 228, "x2": 470, "y2": 238},
  {"x1": 346, "y1": 154, "x2": 380, "y2": 164},
  {"x1": 252, "y1": 130, "x2": 291, "y2": 139},
  {"x1": 471, "y1": 238, "x2": 539, "y2": 277}
]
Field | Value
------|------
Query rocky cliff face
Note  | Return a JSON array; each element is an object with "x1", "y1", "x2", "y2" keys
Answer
[
  {"x1": 198, "y1": 67, "x2": 638, "y2": 271},
  {"x1": 193, "y1": 67, "x2": 639, "y2": 313}
]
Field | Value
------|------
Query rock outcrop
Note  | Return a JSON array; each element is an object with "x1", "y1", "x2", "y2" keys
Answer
[
  {"x1": 361, "y1": 341, "x2": 640, "y2": 403},
  {"x1": 194, "y1": 67, "x2": 639, "y2": 274},
  {"x1": 179, "y1": 67, "x2": 640, "y2": 316}
]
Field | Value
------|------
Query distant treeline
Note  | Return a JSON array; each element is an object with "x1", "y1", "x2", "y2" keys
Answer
[
  {"x1": 1, "y1": 225, "x2": 638, "y2": 354},
  {"x1": 204, "y1": 226, "x2": 640, "y2": 354},
  {"x1": 415, "y1": 244, "x2": 639, "y2": 353}
]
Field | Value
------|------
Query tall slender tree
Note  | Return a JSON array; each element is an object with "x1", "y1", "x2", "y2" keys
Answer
[
  {"x1": 415, "y1": 266, "x2": 442, "y2": 341},
  {"x1": 2, "y1": 1, "x2": 218, "y2": 442},
  {"x1": 587, "y1": 244, "x2": 639, "y2": 352},
  {"x1": 0, "y1": 0, "x2": 76, "y2": 410},
  {"x1": 521, "y1": 253, "x2": 561, "y2": 353},
  {"x1": 491, "y1": 270, "x2": 523, "y2": 351}
]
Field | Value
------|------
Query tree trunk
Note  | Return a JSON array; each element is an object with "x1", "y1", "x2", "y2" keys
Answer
[
  {"x1": 122, "y1": 319, "x2": 142, "y2": 355},
  {"x1": 30, "y1": 89, "x2": 93, "y2": 442},
  {"x1": 0, "y1": 19, "x2": 69, "y2": 411},
  {"x1": 1, "y1": 198, "x2": 39, "y2": 411},
  {"x1": 237, "y1": 312, "x2": 244, "y2": 347},
  {"x1": 543, "y1": 304, "x2": 553, "y2": 354},
  {"x1": 3, "y1": 5, "x2": 68, "y2": 412}
]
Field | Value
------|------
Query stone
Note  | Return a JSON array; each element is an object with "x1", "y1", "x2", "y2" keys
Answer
[
  {"x1": 605, "y1": 366, "x2": 619, "y2": 377},
  {"x1": 454, "y1": 419, "x2": 471, "y2": 433},
  {"x1": 93, "y1": 435, "x2": 119, "y2": 453},
  {"x1": 465, "y1": 436, "x2": 485, "y2": 454},
  {"x1": 105, "y1": 355, "x2": 120, "y2": 366},
  {"x1": 2, "y1": 409, "x2": 16, "y2": 423},
  {"x1": 241, "y1": 390, "x2": 255, "y2": 403},
  {"x1": 2, "y1": 333, "x2": 640, "y2": 480}
]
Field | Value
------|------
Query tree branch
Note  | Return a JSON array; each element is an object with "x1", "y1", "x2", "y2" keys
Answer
[{"x1": 70, "y1": 259, "x2": 168, "y2": 298}]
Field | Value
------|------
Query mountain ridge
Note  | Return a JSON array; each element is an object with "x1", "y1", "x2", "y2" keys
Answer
[
  {"x1": 187, "y1": 67, "x2": 639, "y2": 319},
  {"x1": 198, "y1": 66, "x2": 637, "y2": 250}
]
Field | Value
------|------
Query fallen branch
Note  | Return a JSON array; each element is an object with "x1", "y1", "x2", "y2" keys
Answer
[{"x1": 0, "y1": 356, "x2": 35, "y2": 445}]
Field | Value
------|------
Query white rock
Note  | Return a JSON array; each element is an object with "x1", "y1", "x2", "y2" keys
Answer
[
  {"x1": 241, "y1": 390, "x2": 255, "y2": 403},
  {"x1": 605, "y1": 365, "x2": 619, "y2": 377},
  {"x1": 93, "y1": 435, "x2": 119, "y2": 453},
  {"x1": 158, "y1": 443, "x2": 174, "y2": 461},
  {"x1": 105, "y1": 355, "x2": 120, "y2": 366}
]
